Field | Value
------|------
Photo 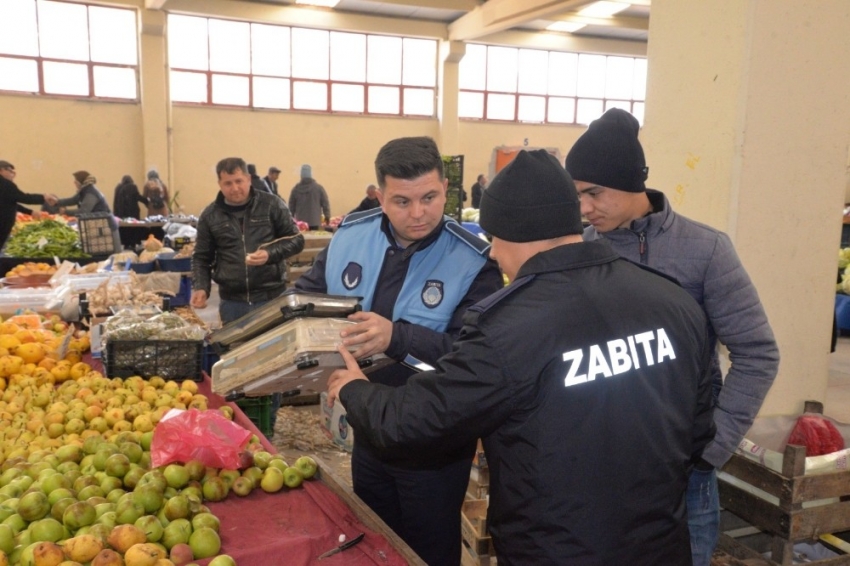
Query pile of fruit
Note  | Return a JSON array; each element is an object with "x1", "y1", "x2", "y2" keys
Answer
[
  {"x1": 0, "y1": 367, "x2": 319, "y2": 565},
  {"x1": 0, "y1": 314, "x2": 90, "y2": 386},
  {"x1": 4, "y1": 264, "x2": 58, "y2": 279}
]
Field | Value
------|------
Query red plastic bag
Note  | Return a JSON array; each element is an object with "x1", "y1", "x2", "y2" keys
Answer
[
  {"x1": 151, "y1": 409, "x2": 253, "y2": 469},
  {"x1": 786, "y1": 415, "x2": 846, "y2": 456}
]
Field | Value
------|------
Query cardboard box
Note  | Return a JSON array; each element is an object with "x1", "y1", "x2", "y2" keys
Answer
[{"x1": 319, "y1": 391, "x2": 354, "y2": 452}]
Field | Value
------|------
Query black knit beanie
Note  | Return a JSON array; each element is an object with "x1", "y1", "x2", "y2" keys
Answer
[
  {"x1": 565, "y1": 108, "x2": 648, "y2": 193},
  {"x1": 479, "y1": 149, "x2": 583, "y2": 243}
]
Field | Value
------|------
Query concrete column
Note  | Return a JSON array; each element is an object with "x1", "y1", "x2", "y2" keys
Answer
[
  {"x1": 139, "y1": 9, "x2": 171, "y2": 190},
  {"x1": 438, "y1": 40, "x2": 465, "y2": 155},
  {"x1": 642, "y1": 0, "x2": 850, "y2": 415}
]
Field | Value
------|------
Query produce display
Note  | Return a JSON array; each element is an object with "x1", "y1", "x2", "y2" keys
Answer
[
  {"x1": 838, "y1": 248, "x2": 850, "y2": 294},
  {"x1": 4, "y1": 220, "x2": 86, "y2": 259},
  {"x1": 4, "y1": 264, "x2": 57, "y2": 279},
  {"x1": 0, "y1": 315, "x2": 320, "y2": 566},
  {"x1": 461, "y1": 207, "x2": 480, "y2": 223}
]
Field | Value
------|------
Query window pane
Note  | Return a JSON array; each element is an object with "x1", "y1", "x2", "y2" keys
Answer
[
  {"x1": 459, "y1": 44, "x2": 486, "y2": 90},
  {"x1": 632, "y1": 102, "x2": 645, "y2": 124},
  {"x1": 292, "y1": 28, "x2": 328, "y2": 80},
  {"x1": 517, "y1": 49, "x2": 547, "y2": 95},
  {"x1": 367, "y1": 35, "x2": 401, "y2": 85},
  {"x1": 402, "y1": 38, "x2": 436, "y2": 87},
  {"x1": 332, "y1": 83, "x2": 364, "y2": 112},
  {"x1": 368, "y1": 85, "x2": 399, "y2": 114},
  {"x1": 93, "y1": 66, "x2": 136, "y2": 99},
  {"x1": 604, "y1": 99, "x2": 631, "y2": 113},
  {"x1": 576, "y1": 98, "x2": 604, "y2": 124},
  {"x1": 251, "y1": 24, "x2": 289, "y2": 77},
  {"x1": 168, "y1": 15, "x2": 208, "y2": 71},
  {"x1": 0, "y1": 0, "x2": 39, "y2": 56},
  {"x1": 548, "y1": 97, "x2": 575, "y2": 123},
  {"x1": 458, "y1": 91, "x2": 484, "y2": 119},
  {"x1": 403, "y1": 88, "x2": 433, "y2": 116},
  {"x1": 576, "y1": 53, "x2": 606, "y2": 98},
  {"x1": 211, "y1": 74, "x2": 249, "y2": 106},
  {"x1": 253, "y1": 76, "x2": 290, "y2": 109},
  {"x1": 293, "y1": 80, "x2": 327, "y2": 110},
  {"x1": 633, "y1": 58, "x2": 647, "y2": 101},
  {"x1": 170, "y1": 70, "x2": 207, "y2": 103},
  {"x1": 605, "y1": 56, "x2": 634, "y2": 99},
  {"x1": 0, "y1": 57, "x2": 39, "y2": 92},
  {"x1": 209, "y1": 19, "x2": 250, "y2": 74},
  {"x1": 486, "y1": 93, "x2": 515, "y2": 120},
  {"x1": 548, "y1": 52, "x2": 577, "y2": 96},
  {"x1": 518, "y1": 95, "x2": 545, "y2": 122},
  {"x1": 38, "y1": 0, "x2": 88, "y2": 61},
  {"x1": 330, "y1": 32, "x2": 365, "y2": 82},
  {"x1": 43, "y1": 61, "x2": 89, "y2": 96},
  {"x1": 89, "y1": 6, "x2": 136, "y2": 65},
  {"x1": 487, "y1": 46, "x2": 517, "y2": 93}
]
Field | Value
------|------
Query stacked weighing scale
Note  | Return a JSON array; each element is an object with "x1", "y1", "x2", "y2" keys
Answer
[{"x1": 209, "y1": 290, "x2": 392, "y2": 400}]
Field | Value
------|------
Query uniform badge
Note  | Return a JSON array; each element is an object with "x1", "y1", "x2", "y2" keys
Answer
[
  {"x1": 342, "y1": 262, "x2": 362, "y2": 290},
  {"x1": 421, "y1": 280, "x2": 444, "y2": 308}
]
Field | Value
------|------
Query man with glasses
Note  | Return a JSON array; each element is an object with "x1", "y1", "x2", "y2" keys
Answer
[{"x1": 0, "y1": 160, "x2": 58, "y2": 252}]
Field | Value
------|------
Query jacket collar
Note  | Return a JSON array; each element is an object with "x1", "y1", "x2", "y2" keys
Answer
[
  {"x1": 516, "y1": 239, "x2": 619, "y2": 279},
  {"x1": 625, "y1": 189, "x2": 673, "y2": 234}
]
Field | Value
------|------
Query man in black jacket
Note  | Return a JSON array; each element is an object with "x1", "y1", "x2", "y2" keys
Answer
[
  {"x1": 191, "y1": 157, "x2": 304, "y2": 325},
  {"x1": 0, "y1": 160, "x2": 57, "y2": 251},
  {"x1": 328, "y1": 149, "x2": 715, "y2": 566}
]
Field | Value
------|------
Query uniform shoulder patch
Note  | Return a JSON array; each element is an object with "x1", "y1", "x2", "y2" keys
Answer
[
  {"x1": 470, "y1": 275, "x2": 534, "y2": 314},
  {"x1": 445, "y1": 220, "x2": 490, "y2": 255},
  {"x1": 340, "y1": 208, "x2": 382, "y2": 227}
]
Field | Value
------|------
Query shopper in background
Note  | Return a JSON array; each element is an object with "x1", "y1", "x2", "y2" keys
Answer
[
  {"x1": 113, "y1": 175, "x2": 148, "y2": 220},
  {"x1": 470, "y1": 173, "x2": 487, "y2": 208},
  {"x1": 144, "y1": 170, "x2": 170, "y2": 217},
  {"x1": 57, "y1": 170, "x2": 122, "y2": 252},
  {"x1": 565, "y1": 108, "x2": 779, "y2": 566},
  {"x1": 0, "y1": 160, "x2": 57, "y2": 251},
  {"x1": 191, "y1": 157, "x2": 304, "y2": 324},
  {"x1": 289, "y1": 164, "x2": 330, "y2": 230},
  {"x1": 263, "y1": 166, "x2": 281, "y2": 197},
  {"x1": 247, "y1": 163, "x2": 270, "y2": 195},
  {"x1": 296, "y1": 136, "x2": 503, "y2": 566},
  {"x1": 348, "y1": 184, "x2": 380, "y2": 214},
  {"x1": 328, "y1": 149, "x2": 714, "y2": 566}
]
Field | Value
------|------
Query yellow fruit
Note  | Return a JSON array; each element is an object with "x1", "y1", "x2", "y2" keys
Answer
[
  {"x1": 70, "y1": 362, "x2": 92, "y2": 380},
  {"x1": 0, "y1": 322, "x2": 21, "y2": 335},
  {"x1": 63, "y1": 350, "x2": 83, "y2": 365},
  {"x1": 179, "y1": 380, "x2": 198, "y2": 394},
  {"x1": 62, "y1": 534, "x2": 104, "y2": 563},
  {"x1": 0, "y1": 356, "x2": 24, "y2": 378},
  {"x1": 0, "y1": 336, "x2": 21, "y2": 352}
]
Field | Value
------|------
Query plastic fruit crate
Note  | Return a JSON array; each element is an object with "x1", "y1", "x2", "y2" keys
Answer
[
  {"x1": 236, "y1": 396, "x2": 274, "y2": 439},
  {"x1": 157, "y1": 252, "x2": 192, "y2": 273},
  {"x1": 104, "y1": 339, "x2": 203, "y2": 381},
  {"x1": 77, "y1": 212, "x2": 116, "y2": 255}
]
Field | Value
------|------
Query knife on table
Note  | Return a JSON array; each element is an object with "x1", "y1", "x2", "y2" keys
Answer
[{"x1": 317, "y1": 532, "x2": 365, "y2": 560}]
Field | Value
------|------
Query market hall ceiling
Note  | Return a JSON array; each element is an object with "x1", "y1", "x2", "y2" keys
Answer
[{"x1": 144, "y1": 0, "x2": 650, "y2": 44}]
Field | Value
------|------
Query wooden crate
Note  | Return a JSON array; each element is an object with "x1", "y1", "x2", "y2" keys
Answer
[
  {"x1": 467, "y1": 465, "x2": 489, "y2": 500},
  {"x1": 718, "y1": 401, "x2": 850, "y2": 566},
  {"x1": 462, "y1": 499, "x2": 494, "y2": 562}
]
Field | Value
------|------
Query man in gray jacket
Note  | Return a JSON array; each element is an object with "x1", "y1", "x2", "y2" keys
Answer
[
  {"x1": 289, "y1": 164, "x2": 330, "y2": 230},
  {"x1": 565, "y1": 108, "x2": 779, "y2": 566}
]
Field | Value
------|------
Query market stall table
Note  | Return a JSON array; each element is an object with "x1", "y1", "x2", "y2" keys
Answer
[
  {"x1": 118, "y1": 221, "x2": 166, "y2": 249},
  {"x1": 85, "y1": 354, "x2": 423, "y2": 566}
]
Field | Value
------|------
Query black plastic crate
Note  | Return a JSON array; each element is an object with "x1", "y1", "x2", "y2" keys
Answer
[
  {"x1": 104, "y1": 339, "x2": 203, "y2": 381},
  {"x1": 77, "y1": 212, "x2": 116, "y2": 255},
  {"x1": 236, "y1": 396, "x2": 273, "y2": 438}
]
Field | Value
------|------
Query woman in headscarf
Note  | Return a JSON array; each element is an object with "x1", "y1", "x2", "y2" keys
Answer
[
  {"x1": 144, "y1": 170, "x2": 170, "y2": 217},
  {"x1": 57, "y1": 171, "x2": 122, "y2": 253}
]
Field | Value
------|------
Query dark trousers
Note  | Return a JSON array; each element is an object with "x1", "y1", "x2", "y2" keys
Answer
[{"x1": 352, "y1": 444, "x2": 472, "y2": 566}]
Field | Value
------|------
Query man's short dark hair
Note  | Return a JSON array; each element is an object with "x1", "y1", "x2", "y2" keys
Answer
[
  {"x1": 477, "y1": 174, "x2": 485, "y2": 182},
  {"x1": 374, "y1": 137, "x2": 444, "y2": 188},
  {"x1": 0, "y1": 160, "x2": 14, "y2": 170},
  {"x1": 216, "y1": 157, "x2": 248, "y2": 178}
]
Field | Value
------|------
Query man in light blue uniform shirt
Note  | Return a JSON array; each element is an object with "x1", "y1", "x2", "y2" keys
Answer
[{"x1": 296, "y1": 136, "x2": 503, "y2": 566}]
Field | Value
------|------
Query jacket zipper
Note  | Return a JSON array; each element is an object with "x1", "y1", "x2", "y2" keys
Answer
[
  {"x1": 241, "y1": 214, "x2": 250, "y2": 303},
  {"x1": 638, "y1": 231, "x2": 647, "y2": 264}
]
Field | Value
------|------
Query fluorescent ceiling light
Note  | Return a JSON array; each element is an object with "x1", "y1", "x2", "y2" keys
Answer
[
  {"x1": 577, "y1": 1, "x2": 631, "y2": 18},
  {"x1": 547, "y1": 21, "x2": 587, "y2": 33},
  {"x1": 296, "y1": 0, "x2": 341, "y2": 7}
]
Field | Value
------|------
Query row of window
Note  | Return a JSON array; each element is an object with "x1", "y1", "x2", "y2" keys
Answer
[{"x1": 0, "y1": 0, "x2": 647, "y2": 124}]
